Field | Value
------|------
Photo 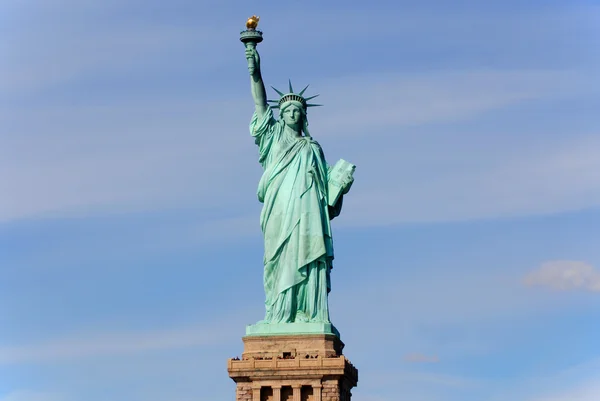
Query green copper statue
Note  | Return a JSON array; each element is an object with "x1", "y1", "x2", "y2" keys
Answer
[{"x1": 241, "y1": 17, "x2": 355, "y2": 334}]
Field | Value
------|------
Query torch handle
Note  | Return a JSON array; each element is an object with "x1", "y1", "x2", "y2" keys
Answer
[{"x1": 245, "y1": 42, "x2": 257, "y2": 75}]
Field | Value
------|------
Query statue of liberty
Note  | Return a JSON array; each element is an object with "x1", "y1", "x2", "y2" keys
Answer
[{"x1": 243, "y1": 18, "x2": 355, "y2": 333}]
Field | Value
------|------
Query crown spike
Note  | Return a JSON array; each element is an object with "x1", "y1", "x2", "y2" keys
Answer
[
  {"x1": 298, "y1": 84, "x2": 310, "y2": 96},
  {"x1": 306, "y1": 103, "x2": 323, "y2": 107},
  {"x1": 288, "y1": 79, "x2": 294, "y2": 93},
  {"x1": 304, "y1": 94, "x2": 320, "y2": 101},
  {"x1": 271, "y1": 86, "x2": 285, "y2": 96}
]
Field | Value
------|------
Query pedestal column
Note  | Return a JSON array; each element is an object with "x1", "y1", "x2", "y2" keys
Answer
[
  {"x1": 273, "y1": 385, "x2": 281, "y2": 401},
  {"x1": 292, "y1": 385, "x2": 301, "y2": 401},
  {"x1": 252, "y1": 386, "x2": 261, "y2": 401},
  {"x1": 313, "y1": 384, "x2": 322, "y2": 401}
]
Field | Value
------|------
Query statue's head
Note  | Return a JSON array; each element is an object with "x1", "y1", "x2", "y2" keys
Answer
[
  {"x1": 280, "y1": 101, "x2": 305, "y2": 131},
  {"x1": 268, "y1": 80, "x2": 322, "y2": 136}
]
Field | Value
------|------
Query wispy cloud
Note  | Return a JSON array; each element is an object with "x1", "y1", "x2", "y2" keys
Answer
[
  {"x1": 342, "y1": 133, "x2": 600, "y2": 226},
  {"x1": 525, "y1": 379, "x2": 600, "y2": 401},
  {"x1": 487, "y1": 358, "x2": 600, "y2": 401},
  {"x1": 523, "y1": 261, "x2": 600, "y2": 292},
  {"x1": 2, "y1": 1, "x2": 236, "y2": 95},
  {"x1": 0, "y1": 391, "x2": 64, "y2": 401},
  {"x1": 363, "y1": 369, "x2": 481, "y2": 390},
  {"x1": 330, "y1": 259, "x2": 587, "y2": 364},
  {"x1": 2, "y1": 3, "x2": 600, "y2": 401},
  {"x1": 0, "y1": 319, "x2": 237, "y2": 365},
  {"x1": 3, "y1": 71, "x2": 598, "y2": 224},
  {"x1": 313, "y1": 69, "x2": 595, "y2": 136},
  {"x1": 3, "y1": 0, "x2": 599, "y2": 226},
  {"x1": 403, "y1": 353, "x2": 440, "y2": 363},
  {"x1": 0, "y1": 96, "x2": 253, "y2": 222}
]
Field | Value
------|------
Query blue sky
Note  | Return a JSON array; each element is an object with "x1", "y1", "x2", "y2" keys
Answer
[{"x1": 1, "y1": 0, "x2": 600, "y2": 400}]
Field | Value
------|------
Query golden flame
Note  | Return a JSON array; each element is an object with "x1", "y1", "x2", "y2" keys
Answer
[{"x1": 246, "y1": 15, "x2": 260, "y2": 30}]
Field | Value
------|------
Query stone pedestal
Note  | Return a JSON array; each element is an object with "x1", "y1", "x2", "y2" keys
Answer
[{"x1": 228, "y1": 334, "x2": 358, "y2": 401}]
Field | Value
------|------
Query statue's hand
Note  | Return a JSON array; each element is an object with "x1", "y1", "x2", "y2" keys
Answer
[
  {"x1": 245, "y1": 47, "x2": 261, "y2": 77},
  {"x1": 342, "y1": 176, "x2": 354, "y2": 195}
]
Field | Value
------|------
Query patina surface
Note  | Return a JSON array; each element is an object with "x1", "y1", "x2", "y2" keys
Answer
[{"x1": 241, "y1": 18, "x2": 355, "y2": 335}]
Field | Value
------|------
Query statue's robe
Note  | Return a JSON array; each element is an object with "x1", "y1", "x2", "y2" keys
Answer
[{"x1": 250, "y1": 106, "x2": 337, "y2": 323}]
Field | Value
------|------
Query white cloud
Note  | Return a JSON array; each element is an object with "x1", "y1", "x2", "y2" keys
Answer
[
  {"x1": 523, "y1": 261, "x2": 600, "y2": 292},
  {"x1": 329, "y1": 258, "x2": 592, "y2": 364}
]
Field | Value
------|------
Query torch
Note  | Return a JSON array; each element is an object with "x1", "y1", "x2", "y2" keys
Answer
[{"x1": 240, "y1": 15, "x2": 263, "y2": 75}]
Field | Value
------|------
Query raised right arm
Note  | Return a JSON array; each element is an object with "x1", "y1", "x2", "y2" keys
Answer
[{"x1": 246, "y1": 47, "x2": 267, "y2": 118}]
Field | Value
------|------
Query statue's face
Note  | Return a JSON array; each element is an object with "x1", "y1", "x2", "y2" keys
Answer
[{"x1": 282, "y1": 104, "x2": 303, "y2": 130}]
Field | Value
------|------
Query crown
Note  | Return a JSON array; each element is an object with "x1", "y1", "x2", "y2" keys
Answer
[{"x1": 267, "y1": 80, "x2": 322, "y2": 110}]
